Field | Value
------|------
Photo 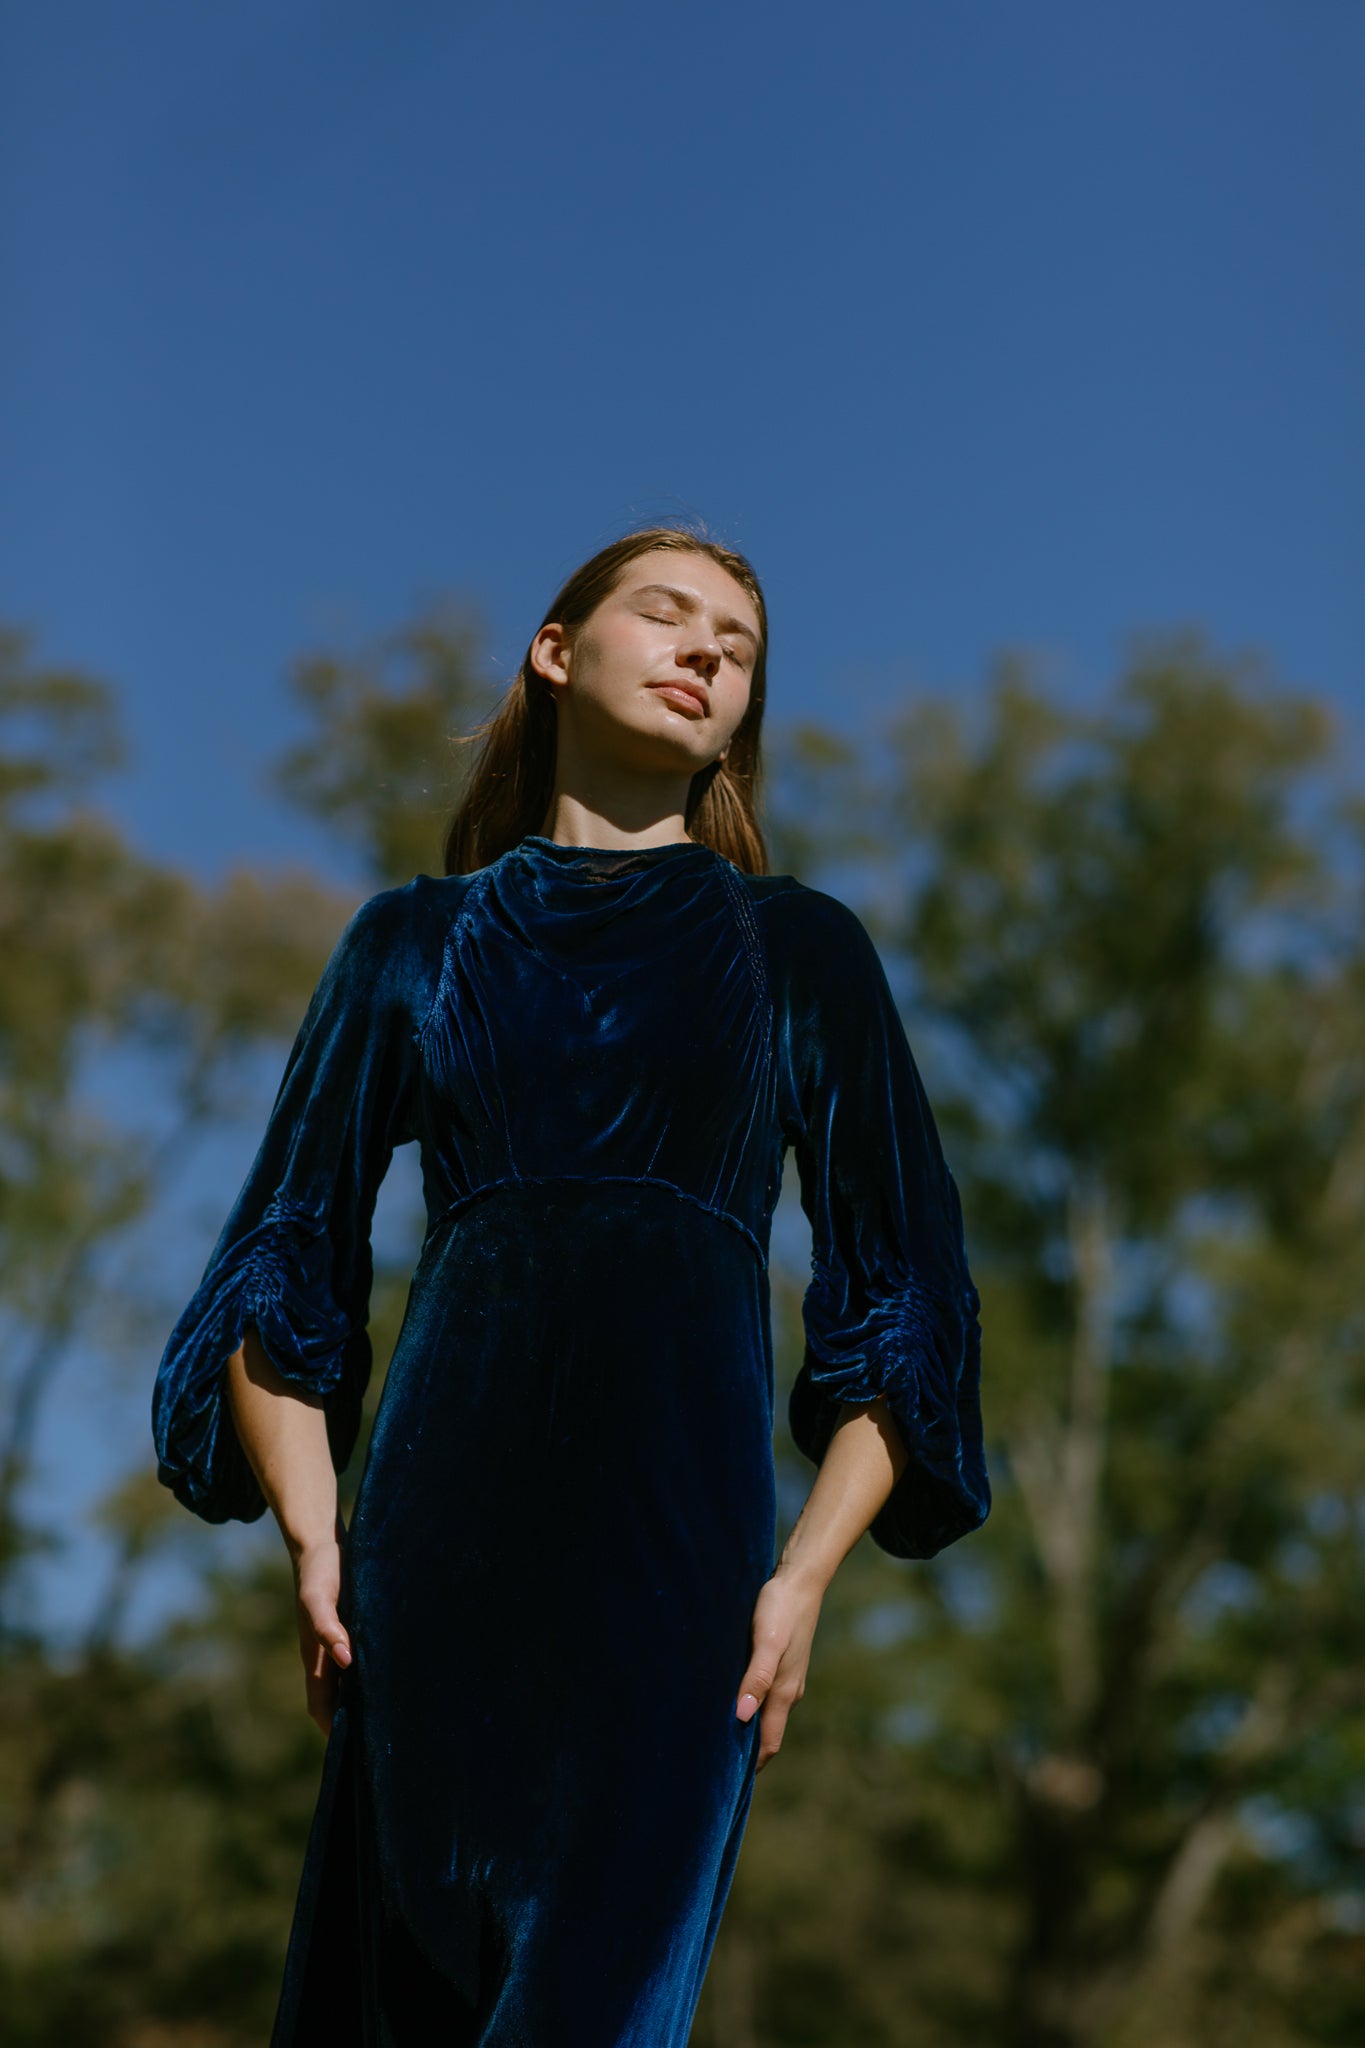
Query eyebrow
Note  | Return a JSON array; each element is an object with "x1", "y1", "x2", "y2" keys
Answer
[{"x1": 631, "y1": 582, "x2": 760, "y2": 648}]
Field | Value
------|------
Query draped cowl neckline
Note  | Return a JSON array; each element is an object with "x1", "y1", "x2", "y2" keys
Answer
[{"x1": 504, "y1": 833, "x2": 724, "y2": 920}]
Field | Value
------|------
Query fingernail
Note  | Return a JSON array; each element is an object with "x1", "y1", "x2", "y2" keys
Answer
[{"x1": 737, "y1": 1693, "x2": 759, "y2": 1720}]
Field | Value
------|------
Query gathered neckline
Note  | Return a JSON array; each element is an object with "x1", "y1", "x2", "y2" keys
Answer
[{"x1": 517, "y1": 834, "x2": 716, "y2": 863}]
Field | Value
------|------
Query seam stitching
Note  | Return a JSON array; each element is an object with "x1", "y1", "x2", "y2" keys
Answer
[
  {"x1": 424, "y1": 1171, "x2": 766, "y2": 1264},
  {"x1": 718, "y1": 862, "x2": 773, "y2": 1036},
  {"x1": 414, "y1": 869, "x2": 493, "y2": 1055}
]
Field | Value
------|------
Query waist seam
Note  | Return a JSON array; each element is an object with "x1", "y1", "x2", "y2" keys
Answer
[{"x1": 424, "y1": 1172, "x2": 765, "y2": 1264}]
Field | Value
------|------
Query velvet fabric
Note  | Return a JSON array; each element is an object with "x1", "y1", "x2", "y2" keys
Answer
[{"x1": 152, "y1": 833, "x2": 989, "y2": 2046}]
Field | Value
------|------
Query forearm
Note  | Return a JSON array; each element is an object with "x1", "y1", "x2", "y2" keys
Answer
[
  {"x1": 225, "y1": 1327, "x2": 340, "y2": 1559},
  {"x1": 776, "y1": 1394, "x2": 910, "y2": 1592}
]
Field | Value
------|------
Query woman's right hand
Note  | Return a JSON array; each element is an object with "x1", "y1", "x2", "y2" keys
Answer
[
  {"x1": 225, "y1": 1333, "x2": 354, "y2": 1736},
  {"x1": 293, "y1": 1536, "x2": 352, "y2": 1736}
]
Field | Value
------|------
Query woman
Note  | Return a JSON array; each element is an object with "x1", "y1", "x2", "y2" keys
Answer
[{"x1": 152, "y1": 526, "x2": 990, "y2": 2046}]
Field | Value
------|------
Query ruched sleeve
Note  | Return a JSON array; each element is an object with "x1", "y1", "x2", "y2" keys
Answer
[
  {"x1": 771, "y1": 885, "x2": 990, "y2": 1560},
  {"x1": 152, "y1": 887, "x2": 423, "y2": 1525}
]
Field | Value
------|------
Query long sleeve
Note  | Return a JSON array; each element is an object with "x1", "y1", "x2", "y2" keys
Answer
[
  {"x1": 769, "y1": 883, "x2": 990, "y2": 1561},
  {"x1": 152, "y1": 886, "x2": 424, "y2": 1525}
]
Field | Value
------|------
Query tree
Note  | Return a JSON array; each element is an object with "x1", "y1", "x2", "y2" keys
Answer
[
  {"x1": 890, "y1": 638, "x2": 1365, "y2": 2044},
  {"x1": 0, "y1": 625, "x2": 351, "y2": 2042},
  {"x1": 273, "y1": 602, "x2": 493, "y2": 885}
]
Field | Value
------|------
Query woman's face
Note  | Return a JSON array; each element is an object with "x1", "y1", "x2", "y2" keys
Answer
[{"x1": 530, "y1": 550, "x2": 760, "y2": 780}]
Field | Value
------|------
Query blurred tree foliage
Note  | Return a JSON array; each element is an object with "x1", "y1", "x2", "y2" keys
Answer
[
  {"x1": 2, "y1": 613, "x2": 1364, "y2": 2048},
  {"x1": 0, "y1": 625, "x2": 352, "y2": 2041},
  {"x1": 273, "y1": 602, "x2": 494, "y2": 885}
]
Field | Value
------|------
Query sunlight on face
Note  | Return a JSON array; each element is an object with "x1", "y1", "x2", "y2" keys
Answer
[{"x1": 530, "y1": 550, "x2": 761, "y2": 778}]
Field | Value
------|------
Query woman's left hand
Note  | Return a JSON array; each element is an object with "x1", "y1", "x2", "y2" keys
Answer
[{"x1": 734, "y1": 1565, "x2": 826, "y2": 1771}]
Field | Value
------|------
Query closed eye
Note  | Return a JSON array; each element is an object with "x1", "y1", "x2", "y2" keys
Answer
[{"x1": 643, "y1": 609, "x2": 749, "y2": 667}]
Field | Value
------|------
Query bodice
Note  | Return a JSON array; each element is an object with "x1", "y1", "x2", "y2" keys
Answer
[{"x1": 412, "y1": 836, "x2": 781, "y2": 1255}]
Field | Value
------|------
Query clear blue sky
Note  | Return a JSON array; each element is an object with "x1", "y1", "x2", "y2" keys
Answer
[
  {"x1": 2, "y1": 0, "x2": 1362, "y2": 1636},
  {"x1": 4, "y1": 0, "x2": 1362, "y2": 884}
]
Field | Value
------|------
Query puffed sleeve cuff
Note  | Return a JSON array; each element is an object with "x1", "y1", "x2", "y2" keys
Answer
[
  {"x1": 789, "y1": 1264, "x2": 990, "y2": 1561},
  {"x1": 152, "y1": 1196, "x2": 370, "y2": 1526}
]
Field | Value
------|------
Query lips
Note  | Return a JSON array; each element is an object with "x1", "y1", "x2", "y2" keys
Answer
[{"x1": 647, "y1": 681, "x2": 708, "y2": 717}]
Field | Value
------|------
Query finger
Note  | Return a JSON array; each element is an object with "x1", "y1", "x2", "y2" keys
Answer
[
  {"x1": 764, "y1": 1692, "x2": 794, "y2": 1751},
  {"x1": 301, "y1": 1592, "x2": 352, "y2": 1668},
  {"x1": 755, "y1": 1700, "x2": 795, "y2": 1772},
  {"x1": 758, "y1": 1670, "x2": 809, "y2": 1764},
  {"x1": 735, "y1": 1660, "x2": 776, "y2": 1722},
  {"x1": 297, "y1": 1608, "x2": 332, "y2": 1672},
  {"x1": 305, "y1": 1647, "x2": 344, "y2": 1728}
]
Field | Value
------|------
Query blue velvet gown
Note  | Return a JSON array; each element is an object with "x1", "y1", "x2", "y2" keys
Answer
[{"x1": 152, "y1": 833, "x2": 989, "y2": 2047}]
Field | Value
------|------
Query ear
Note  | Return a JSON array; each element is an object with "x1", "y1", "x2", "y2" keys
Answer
[{"x1": 529, "y1": 622, "x2": 571, "y2": 688}]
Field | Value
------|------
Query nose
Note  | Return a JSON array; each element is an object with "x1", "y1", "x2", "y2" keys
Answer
[{"x1": 679, "y1": 629, "x2": 722, "y2": 682}]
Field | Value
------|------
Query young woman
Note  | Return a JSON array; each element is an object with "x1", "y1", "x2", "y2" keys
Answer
[{"x1": 152, "y1": 526, "x2": 990, "y2": 2046}]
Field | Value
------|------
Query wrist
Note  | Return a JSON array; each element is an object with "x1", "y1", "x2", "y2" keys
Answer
[
  {"x1": 281, "y1": 1519, "x2": 341, "y2": 1566},
  {"x1": 773, "y1": 1539, "x2": 838, "y2": 1598}
]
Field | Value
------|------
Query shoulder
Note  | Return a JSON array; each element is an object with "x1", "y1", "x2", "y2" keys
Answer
[
  {"x1": 346, "y1": 870, "x2": 479, "y2": 937},
  {"x1": 322, "y1": 872, "x2": 481, "y2": 1010},
  {"x1": 727, "y1": 869, "x2": 902, "y2": 1036},
  {"x1": 730, "y1": 868, "x2": 885, "y2": 975}
]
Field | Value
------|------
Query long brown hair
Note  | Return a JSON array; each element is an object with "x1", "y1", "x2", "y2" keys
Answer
[{"x1": 442, "y1": 527, "x2": 769, "y2": 874}]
